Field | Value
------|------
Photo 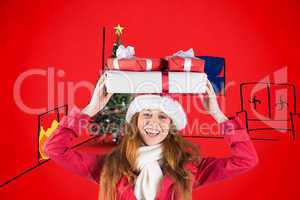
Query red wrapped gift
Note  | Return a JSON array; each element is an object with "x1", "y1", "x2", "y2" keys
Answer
[
  {"x1": 167, "y1": 56, "x2": 205, "y2": 72},
  {"x1": 107, "y1": 57, "x2": 161, "y2": 71}
]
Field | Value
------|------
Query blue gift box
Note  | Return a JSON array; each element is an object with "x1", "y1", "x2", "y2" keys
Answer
[{"x1": 196, "y1": 56, "x2": 225, "y2": 95}]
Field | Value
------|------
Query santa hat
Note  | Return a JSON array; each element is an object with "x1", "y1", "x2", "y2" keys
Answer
[{"x1": 125, "y1": 94, "x2": 187, "y2": 130}]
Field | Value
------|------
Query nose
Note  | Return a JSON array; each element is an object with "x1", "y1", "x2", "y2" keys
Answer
[{"x1": 146, "y1": 115, "x2": 160, "y2": 127}]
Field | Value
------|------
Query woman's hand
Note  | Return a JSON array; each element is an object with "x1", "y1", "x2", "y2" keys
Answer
[
  {"x1": 82, "y1": 75, "x2": 113, "y2": 117},
  {"x1": 198, "y1": 80, "x2": 228, "y2": 123}
]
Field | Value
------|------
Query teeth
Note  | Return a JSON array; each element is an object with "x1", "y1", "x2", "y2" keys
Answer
[
  {"x1": 145, "y1": 129, "x2": 159, "y2": 134},
  {"x1": 145, "y1": 128, "x2": 160, "y2": 136}
]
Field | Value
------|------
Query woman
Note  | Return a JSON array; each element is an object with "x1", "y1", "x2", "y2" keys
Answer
[{"x1": 44, "y1": 75, "x2": 259, "y2": 200}]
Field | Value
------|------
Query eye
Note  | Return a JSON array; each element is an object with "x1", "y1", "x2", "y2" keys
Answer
[
  {"x1": 143, "y1": 112, "x2": 151, "y2": 117},
  {"x1": 159, "y1": 114, "x2": 168, "y2": 119}
]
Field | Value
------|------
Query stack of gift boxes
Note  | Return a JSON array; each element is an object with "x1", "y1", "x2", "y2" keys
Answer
[{"x1": 104, "y1": 46, "x2": 209, "y2": 94}]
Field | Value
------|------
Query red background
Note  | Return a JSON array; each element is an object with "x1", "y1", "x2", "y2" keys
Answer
[{"x1": 1, "y1": 0, "x2": 300, "y2": 199}]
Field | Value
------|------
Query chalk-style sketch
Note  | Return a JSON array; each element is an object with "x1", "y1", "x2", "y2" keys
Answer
[
  {"x1": 248, "y1": 96, "x2": 262, "y2": 110},
  {"x1": 38, "y1": 105, "x2": 68, "y2": 163},
  {"x1": 0, "y1": 27, "x2": 111, "y2": 189},
  {"x1": 237, "y1": 82, "x2": 299, "y2": 141},
  {"x1": 275, "y1": 95, "x2": 289, "y2": 111}
]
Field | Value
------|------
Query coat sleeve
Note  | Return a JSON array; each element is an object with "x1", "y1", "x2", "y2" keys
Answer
[
  {"x1": 44, "y1": 105, "x2": 106, "y2": 184},
  {"x1": 191, "y1": 116, "x2": 259, "y2": 189}
]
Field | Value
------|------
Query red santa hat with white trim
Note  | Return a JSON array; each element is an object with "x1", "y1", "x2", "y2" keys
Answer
[{"x1": 125, "y1": 94, "x2": 187, "y2": 130}]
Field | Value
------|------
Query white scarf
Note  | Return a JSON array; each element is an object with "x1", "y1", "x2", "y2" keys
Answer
[{"x1": 134, "y1": 143, "x2": 163, "y2": 200}]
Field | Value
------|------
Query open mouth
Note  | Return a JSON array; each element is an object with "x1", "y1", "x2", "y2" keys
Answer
[{"x1": 144, "y1": 128, "x2": 160, "y2": 137}]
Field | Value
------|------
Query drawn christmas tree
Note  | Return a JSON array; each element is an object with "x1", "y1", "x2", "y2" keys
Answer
[{"x1": 90, "y1": 24, "x2": 133, "y2": 144}]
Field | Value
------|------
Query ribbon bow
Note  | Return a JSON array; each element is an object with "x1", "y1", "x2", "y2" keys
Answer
[
  {"x1": 172, "y1": 48, "x2": 195, "y2": 58},
  {"x1": 171, "y1": 48, "x2": 201, "y2": 71},
  {"x1": 116, "y1": 45, "x2": 135, "y2": 59}
]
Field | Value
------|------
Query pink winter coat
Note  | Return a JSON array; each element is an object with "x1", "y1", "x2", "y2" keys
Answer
[{"x1": 44, "y1": 106, "x2": 259, "y2": 200}]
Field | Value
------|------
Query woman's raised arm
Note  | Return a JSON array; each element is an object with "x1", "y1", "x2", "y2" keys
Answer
[
  {"x1": 44, "y1": 75, "x2": 113, "y2": 184},
  {"x1": 44, "y1": 106, "x2": 106, "y2": 184},
  {"x1": 191, "y1": 117, "x2": 259, "y2": 189}
]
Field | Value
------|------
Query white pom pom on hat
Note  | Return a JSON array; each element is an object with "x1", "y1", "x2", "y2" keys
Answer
[{"x1": 125, "y1": 94, "x2": 187, "y2": 130}]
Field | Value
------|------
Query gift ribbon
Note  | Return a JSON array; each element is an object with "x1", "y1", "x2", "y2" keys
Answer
[
  {"x1": 172, "y1": 48, "x2": 195, "y2": 58},
  {"x1": 145, "y1": 59, "x2": 152, "y2": 71},
  {"x1": 183, "y1": 58, "x2": 192, "y2": 71},
  {"x1": 116, "y1": 45, "x2": 135, "y2": 58},
  {"x1": 162, "y1": 71, "x2": 169, "y2": 93}
]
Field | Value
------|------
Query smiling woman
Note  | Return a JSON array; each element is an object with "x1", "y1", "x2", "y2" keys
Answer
[
  {"x1": 98, "y1": 107, "x2": 201, "y2": 200},
  {"x1": 44, "y1": 74, "x2": 259, "y2": 200}
]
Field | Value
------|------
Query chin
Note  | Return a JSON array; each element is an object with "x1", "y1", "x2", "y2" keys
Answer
[
  {"x1": 143, "y1": 140, "x2": 161, "y2": 146},
  {"x1": 141, "y1": 134, "x2": 165, "y2": 146}
]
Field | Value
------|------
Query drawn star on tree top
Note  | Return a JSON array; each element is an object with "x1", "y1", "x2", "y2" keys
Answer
[{"x1": 114, "y1": 24, "x2": 124, "y2": 35}]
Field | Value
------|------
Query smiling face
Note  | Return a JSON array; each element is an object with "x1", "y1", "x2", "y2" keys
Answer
[{"x1": 137, "y1": 108, "x2": 172, "y2": 146}]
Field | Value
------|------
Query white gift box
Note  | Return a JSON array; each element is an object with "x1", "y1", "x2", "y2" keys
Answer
[
  {"x1": 168, "y1": 72, "x2": 207, "y2": 93},
  {"x1": 104, "y1": 70, "x2": 207, "y2": 94}
]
